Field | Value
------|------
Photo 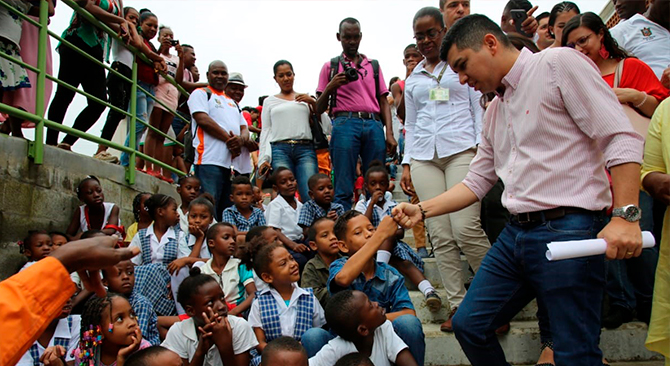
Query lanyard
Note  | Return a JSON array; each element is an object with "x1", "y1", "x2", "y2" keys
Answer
[{"x1": 420, "y1": 62, "x2": 449, "y2": 85}]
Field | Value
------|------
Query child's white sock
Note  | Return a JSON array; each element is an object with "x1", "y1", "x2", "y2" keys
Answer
[
  {"x1": 418, "y1": 280, "x2": 435, "y2": 296},
  {"x1": 376, "y1": 250, "x2": 392, "y2": 264}
]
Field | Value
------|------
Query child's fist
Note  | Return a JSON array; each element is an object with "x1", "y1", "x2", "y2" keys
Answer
[{"x1": 377, "y1": 216, "x2": 398, "y2": 239}]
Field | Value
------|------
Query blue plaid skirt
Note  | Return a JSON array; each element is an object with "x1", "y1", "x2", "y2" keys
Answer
[{"x1": 393, "y1": 240, "x2": 424, "y2": 273}]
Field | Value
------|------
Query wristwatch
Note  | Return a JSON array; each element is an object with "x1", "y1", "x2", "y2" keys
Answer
[{"x1": 612, "y1": 204, "x2": 642, "y2": 222}]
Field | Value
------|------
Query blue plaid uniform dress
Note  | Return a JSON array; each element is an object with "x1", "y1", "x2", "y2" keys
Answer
[
  {"x1": 366, "y1": 199, "x2": 424, "y2": 273},
  {"x1": 221, "y1": 206, "x2": 266, "y2": 232},
  {"x1": 250, "y1": 288, "x2": 316, "y2": 366},
  {"x1": 297, "y1": 200, "x2": 345, "y2": 228},
  {"x1": 28, "y1": 317, "x2": 73, "y2": 365},
  {"x1": 129, "y1": 292, "x2": 160, "y2": 345},
  {"x1": 138, "y1": 224, "x2": 180, "y2": 265}
]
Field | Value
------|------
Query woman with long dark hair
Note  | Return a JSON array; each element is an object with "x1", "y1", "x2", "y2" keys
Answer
[{"x1": 546, "y1": 1, "x2": 579, "y2": 48}]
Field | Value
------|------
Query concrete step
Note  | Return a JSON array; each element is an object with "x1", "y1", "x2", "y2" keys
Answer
[
  {"x1": 405, "y1": 257, "x2": 474, "y2": 290},
  {"x1": 422, "y1": 321, "x2": 662, "y2": 365},
  {"x1": 410, "y1": 289, "x2": 538, "y2": 324}
]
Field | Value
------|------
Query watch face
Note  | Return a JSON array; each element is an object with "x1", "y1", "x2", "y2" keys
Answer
[{"x1": 625, "y1": 205, "x2": 641, "y2": 221}]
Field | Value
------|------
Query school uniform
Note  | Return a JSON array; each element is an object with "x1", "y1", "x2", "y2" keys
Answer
[
  {"x1": 16, "y1": 315, "x2": 81, "y2": 366},
  {"x1": 199, "y1": 257, "x2": 254, "y2": 306},
  {"x1": 221, "y1": 205, "x2": 266, "y2": 232},
  {"x1": 266, "y1": 195, "x2": 303, "y2": 241},
  {"x1": 162, "y1": 316, "x2": 258, "y2": 366},
  {"x1": 297, "y1": 200, "x2": 345, "y2": 228}
]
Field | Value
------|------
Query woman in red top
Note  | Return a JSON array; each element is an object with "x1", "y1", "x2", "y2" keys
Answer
[{"x1": 563, "y1": 12, "x2": 669, "y2": 119}]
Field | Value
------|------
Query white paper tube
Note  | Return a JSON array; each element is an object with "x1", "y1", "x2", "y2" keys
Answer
[{"x1": 546, "y1": 231, "x2": 655, "y2": 261}]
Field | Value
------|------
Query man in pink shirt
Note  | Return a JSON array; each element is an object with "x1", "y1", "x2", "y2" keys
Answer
[
  {"x1": 315, "y1": 17, "x2": 397, "y2": 207},
  {"x1": 393, "y1": 15, "x2": 644, "y2": 366}
]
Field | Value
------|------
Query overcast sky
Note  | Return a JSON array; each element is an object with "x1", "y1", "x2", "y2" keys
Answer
[{"x1": 26, "y1": 0, "x2": 610, "y2": 155}]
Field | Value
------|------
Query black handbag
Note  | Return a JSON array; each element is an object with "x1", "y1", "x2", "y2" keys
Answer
[{"x1": 310, "y1": 112, "x2": 329, "y2": 150}]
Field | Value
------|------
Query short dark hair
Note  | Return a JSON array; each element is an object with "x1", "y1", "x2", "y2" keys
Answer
[
  {"x1": 562, "y1": 12, "x2": 628, "y2": 59},
  {"x1": 333, "y1": 210, "x2": 362, "y2": 241},
  {"x1": 253, "y1": 241, "x2": 283, "y2": 277},
  {"x1": 504, "y1": 0, "x2": 533, "y2": 14},
  {"x1": 181, "y1": 44, "x2": 194, "y2": 51},
  {"x1": 246, "y1": 225, "x2": 270, "y2": 243},
  {"x1": 49, "y1": 231, "x2": 68, "y2": 240},
  {"x1": 205, "y1": 222, "x2": 235, "y2": 242},
  {"x1": 273, "y1": 60, "x2": 294, "y2": 76},
  {"x1": 308, "y1": 173, "x2": 330, "y2": 191},
  {"x1": 403, "y1": 43, "x2": 418, "y2": 53},
  {"x1": 270, "y1": 167, "x2": 292, "y2": 186},
  {"x1": 144, "y1": 194, "x2": 177, "y2": 221},
  {"x1": 508, "y1": 33, "x2": 540, "y2": 53},
  {"x1": 338, "y1": 17, "x2": 360, "y2": 32},
  {"x1": 231, "y1": 176, "x2": 253, "y2": 194},
  {"x1": 536, "y1": 11, "x2": 550, "y2": 22},
  {"x1": 81, "y1": 229, "x2": 105, "y2": 239},
  {"x1": 326, "y1": 290, "x2": 363, "y2": 341},
  {"x1": 261, "y1": 337, "x2": 307, "y2": 365},
  {"x1": 308, "y1": 217, "x2": 335, "y2": 242},
  {"x1": 334, "y1": 353, "x2": 374, "y2": 366},
  {"x1": 189, "y1": 196, "x2": 215, "y2": 217},
  {"x1": 76, "y1": 175, "x2": 101, "y2": 198},
  {"x1": 177, "y1": 267, "x2": 217, "y2": 308},
  {"x1": 125, "y1": 346, "x2": 174, "y2": 366},
  {"x1": 364, "y1": 159, "x2": 388, "y2": 182},
  {"x1": 413, "y1": 6, "x2": 445, "y2": 28},
  {"x1": 440, "y1": 14, "x2": 513, "y2": 62}
]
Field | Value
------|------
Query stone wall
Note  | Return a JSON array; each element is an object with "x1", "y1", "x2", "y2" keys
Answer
[{"x1": 0, "y1": 135, "x2": 178, "y2": 279}]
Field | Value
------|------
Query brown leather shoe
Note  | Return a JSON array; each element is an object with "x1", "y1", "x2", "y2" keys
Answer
[
  {"x1": 495, "y1": 322, "x2": 511, "y2": 335},
  {"x1": 440, "y1": 307, "x2": 458, "y2": 332}
]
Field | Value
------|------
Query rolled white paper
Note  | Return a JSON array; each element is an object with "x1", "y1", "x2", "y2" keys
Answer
[{"x1": 546, "y1": 231, "x2": 655, "y2": 261}]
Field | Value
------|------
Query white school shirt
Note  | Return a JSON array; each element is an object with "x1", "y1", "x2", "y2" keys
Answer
[
  {"x1": 199, "y1": 257, "x2": 253, "y2": 305},
  {"x1": 402, "y1": 60, "x2": 482, "y2": 165},
  {"x1": 178, "y1": 204, "x2": 189, "y2": 236},
  {"x1": 610, "y1": 14, "x2": 670, "y2": 80},
  {"x1": 266, "y1": 195, "x2": 304, "y2": 241},
  {"x1": 308, "y1": 320, "x2": 407, "y2": 366},
  {"x1": 354, "y1": 192, "x2": 395, "y2": 219},
  {"x1": 177, "y1": 233, "x2": 211, "y2": 259},
  {"x1": 188, "y1": 87, "x2": 247, "y2": 168},
  {"x1": 162, "y1": 316, "x2": 258, "y2": 366},
  {"x1": 248, "y1": 283, "x2": 326, "y2": 337},
  {"x1": 128, "y1": 224, "x2": 186, "y2": 265},
  {"x1": 16, "y1": 315, "x2": 82, "y2": 365}
]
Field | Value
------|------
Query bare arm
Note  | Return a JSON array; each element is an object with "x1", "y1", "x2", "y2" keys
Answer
[
  {"x1": 100, "y1": 205, "x2": 121, "y2": 235},
  {"x1": 315, "y1": 73, "x2": 348, "y2": 115},
  {"x1": 228, "y1": 282, "x2": 257, "y2": 316},
  {"x1": 395, "y1": 348, "x2": 420, "y2": 366},
  {"x1": 391, "y1": 83, "x2": 405, "y2": 121},
  {"x1": 386, "y1": 308, "x2": 416, "y2": 321},
  {"x1": 66, "y1": 207, "x2": 81, "y2": 238},
  {"x1": 253, "y1": 328, "x2": 267, "y2": 354}
]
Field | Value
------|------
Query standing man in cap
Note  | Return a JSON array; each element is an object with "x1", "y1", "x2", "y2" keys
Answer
[
  {"x1": 226, "y1": 72, "x2": 258, "y2": 177},
  {"x1": 188, "y1": 61, "x2": 252, "y2": 219}
]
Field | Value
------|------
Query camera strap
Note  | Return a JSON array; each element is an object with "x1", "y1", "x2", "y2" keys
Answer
[{"x1": 328, "y1": 55, "x2": 381, "y2": 115}]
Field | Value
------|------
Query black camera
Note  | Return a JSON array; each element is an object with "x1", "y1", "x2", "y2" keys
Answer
[
  {"x1": 342, "y1": 63, "x2": 359, "y2": 82},
  {"x1": 170, "y1": 39, "x2": 179, "y2": 46}
]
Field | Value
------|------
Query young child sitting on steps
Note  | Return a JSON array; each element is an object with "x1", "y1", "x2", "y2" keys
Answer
[
  {"x1": 176, "y1": 175, "x2": 201, "y2": 234},
  {"x1": 18, "y1": 230, "x2": 54, "y2": 271},
  {"x1": 298, "y1": 173, "x2": 345, "y2": 240},
  {"x1": 222, "y1": 176, "x2": 267, "y2": 245},
  {"x1": 66, "y1": 176, "x2": 121, "y2": 240},
  {"x1": 300, "y1": 217, "x2": 342, "y2": 309},
  {"x1": 162, "y1": 267, "x2": 258, "y2": 366},
  {"x1": 309, "y1": 290, "x2": 418, "y2": 366},
  {"x1": 261, "y1": 337, "x2": 308, "y2": 366},
  {"x1": 50, "y1": 231, "x2": 69, "y2": 250}
]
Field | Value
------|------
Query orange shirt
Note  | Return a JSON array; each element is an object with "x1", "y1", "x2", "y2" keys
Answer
[{"x1": 0, "y1": 257, "x2": 75, "y2": 366}]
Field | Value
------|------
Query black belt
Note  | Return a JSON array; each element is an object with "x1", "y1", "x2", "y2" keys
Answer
[
  {"x1": 334, "y1": 111, "x2": 381, "y2": 121},
  {"x1": 510, "y1": 207, "x2": 601, "y2": 227},
  {"x1": 273, "y1": 139, "x2": 312, "y2": 145}
]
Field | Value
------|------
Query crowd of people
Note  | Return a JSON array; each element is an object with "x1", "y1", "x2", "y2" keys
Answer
[{"x1": 1, "y1": 0, "x2": 670, "y2": 365}]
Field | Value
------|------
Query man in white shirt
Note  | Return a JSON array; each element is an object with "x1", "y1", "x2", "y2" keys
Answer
[
  {"x1": 225, "y1": 72, "x2": 258, "y2": 178},
  {"x1": 610, "y1": 0, "x2": 670, "y2": 81},
  {"x1": 188, "y1": 61, "x2": 252, "y2": 220}
]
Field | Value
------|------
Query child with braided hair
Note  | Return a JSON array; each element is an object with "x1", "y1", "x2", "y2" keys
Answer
[
  {"x1": 124, "y1": 193, "x2": 152, "y2": 246},
  {"x1": 74, "y1": 294, "x2": 150, "y2": 366},
  {"x1": 66, "y1": 176, "x2": 122, "y2": 240}
]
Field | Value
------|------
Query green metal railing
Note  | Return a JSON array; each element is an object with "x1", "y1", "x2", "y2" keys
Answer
[{"x1": 0, "y1": 0, "x2": 190, "y2": 184}]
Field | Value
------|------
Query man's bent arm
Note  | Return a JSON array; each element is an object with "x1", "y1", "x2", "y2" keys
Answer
[{"x1": 193, "y1": 112, "x2": 230, "y2": 143}]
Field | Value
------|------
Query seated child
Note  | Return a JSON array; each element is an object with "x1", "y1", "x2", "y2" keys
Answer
[
  {"x1": 300, "y1": 217, "x2": 342, "y2": 309},
  {"x1": 18, "y1": 230, "x2": 54, "y2": 271},
  {"x1": 298, "y1": 173, "x2": 345, "y2": 240},
  {"x1": 50, "y1": 231, "x2": 68, "y2": 249},
  {"x1": 199, "y1": 223, "x2": 257, "y2": 316},
  {"x1": 171, "y1": 197, "x2": 216, "y2": 271},
  {"x1": 261, "y1": 337, "x2": 308, "y2": 366},
  {"x1": 162, "y1": 267, "x2": 258, "y2": 366},
  {"x1": 125, "y1": 192, "x2": 152, "y2": 245},
  {"x1": 176, "y1": 175, "x2": 202, "y2": 234},
  {"x1": 66, "y1": 176, "x2": 121, "y2": 240},
  {"x1": 222, "y1": 176, "x2": 267, "y2": 243},
  {"x1": 102, "y1": 260, "x2": 160, "y2": 345},
  {"x1": 334, "y1": 353, "x2": 374, "y2": 366},
  {"x1": 310, "y1": 290, "x2": 417, "y2": 366},
  {"x1": 354, "y1": 161, "x2": 441, "y2": 312},
  {"x1": 241, "y1": 226, "x2": 280, "y2": 293},
  {"x1": 328, "y1": 212, "x2": 425, "y2": 365},
  {"x1": 265, "y1": 167, "x2": 311, "y2": 270},
  {"x1": 253, "y1": 186, "x2": 267, "y2": 212},
  {"x1": 126, "y1": 346, "x2": 181, "y2": 366},
  {"x1": 16, "y1": 297, "x2": 80, "y2": 366},
  {"x1": 248, "y1": 241, "x2": 327, "y2": 361},
  {"x1": 74, "y1": 294, "x2": 151, "y2": 366}
]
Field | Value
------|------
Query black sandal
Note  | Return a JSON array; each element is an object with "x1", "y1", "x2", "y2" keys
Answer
[{"x1": 535, "y1": 341, "x2": 554, "y2": 366}]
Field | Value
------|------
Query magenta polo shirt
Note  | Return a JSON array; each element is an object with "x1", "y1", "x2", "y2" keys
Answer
[{"x1": 316, "y1": 54, "x2": 389, "y2": 114}]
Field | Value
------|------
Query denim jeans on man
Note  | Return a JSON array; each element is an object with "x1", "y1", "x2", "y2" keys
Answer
[
  {"x1": 452, "y1": 212, "x2": 606, "y2": 366},
  {"x1": 271, "y1": 142, "x2": 318, "y2": 202},
  {"x1": 121, "y1": 81, "x2": 155, "y2": 166},
  {"x1": 194, "y1": 164, "x2": 232, "y2": 221},
  {"x1": 330, "y1": 115, "x2": 386, "y2": 208},
  {"x1": 606, "y1": 191, "x2": 658, "y2": 319}
]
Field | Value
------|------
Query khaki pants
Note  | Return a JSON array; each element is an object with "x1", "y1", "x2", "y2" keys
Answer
[{"x1": 411, "y1": 148, "x2": 491, "y2": 308}]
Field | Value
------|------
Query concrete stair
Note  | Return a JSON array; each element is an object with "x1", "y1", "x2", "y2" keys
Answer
[{"x1": 393, "y1": 183, "x2": 663, "y2": 365}]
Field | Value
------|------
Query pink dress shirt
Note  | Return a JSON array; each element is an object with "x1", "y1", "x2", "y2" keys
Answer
[
  {"x1": 462, "y1": 48, "x2": 644, "y2": 215},
  {"x1": 316, "y1": 54, "x2": 388, "y2": 114}
]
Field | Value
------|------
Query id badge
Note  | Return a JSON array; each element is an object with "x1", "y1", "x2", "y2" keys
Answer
[{"x1": 429, "y1": 87, "x2": 449, "y2": 101}]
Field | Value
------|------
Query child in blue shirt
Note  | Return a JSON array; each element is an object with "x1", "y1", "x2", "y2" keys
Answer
[{"x1": 222, "y1": 176, "x2": 267, "y2": 243}]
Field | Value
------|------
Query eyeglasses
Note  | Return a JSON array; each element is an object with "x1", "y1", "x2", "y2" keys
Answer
[
  {"x1": 414, "y1": 28, "x2": 444, "y2": 42},
  {"x1": 567, "y1": 33, "x2": 594, "y2": 49}
]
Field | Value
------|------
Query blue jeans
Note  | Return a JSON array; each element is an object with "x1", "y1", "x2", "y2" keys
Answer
[
  {"x1": 121, "y1": 81, "x2": 155, "y2": 166},
  {"x1": 452, "y1": 213, "x2": 606, "y2": 366},
  {"x1": 171, "y1": 110, "x2": 189, "y2": 139},
  {"x1": 392, "y1": 314, "x2": 425, "y2": 366},
  {"x1": 330, "y1": 115, "x2": 386, "y2": 208},
  {"x1": 606, "y1": 191, "x2": 659, "y2": 313},
  {"x1": 302, "y1": 328, "x2": 336, "y2": 358},
  {"x1": 194, "y1": 164, "x2": 232, "y2": 221},
  {"x1": 270, "y1": 142, "x2": 318, "y2": 202}
]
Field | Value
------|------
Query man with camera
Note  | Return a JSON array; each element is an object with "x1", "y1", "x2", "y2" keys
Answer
[{"x1": 315, "y1": 17, "x2": 397, "y2": 208}]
